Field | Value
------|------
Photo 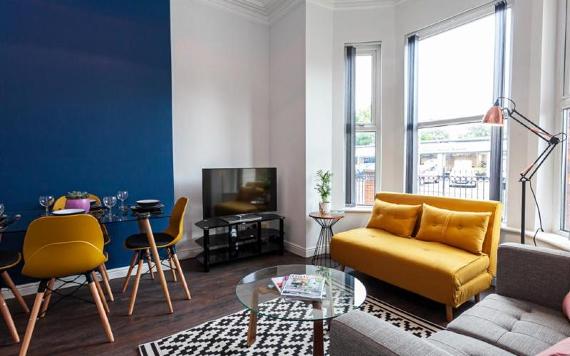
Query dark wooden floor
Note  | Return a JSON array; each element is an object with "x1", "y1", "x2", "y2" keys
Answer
[{"x1": 0, "y1": 253, "x2": 488, "y2": 355}]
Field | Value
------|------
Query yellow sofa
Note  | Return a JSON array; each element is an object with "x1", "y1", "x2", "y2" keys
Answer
[{"x1": 330, "y1": 192, "x2": 502, "y2": 321}]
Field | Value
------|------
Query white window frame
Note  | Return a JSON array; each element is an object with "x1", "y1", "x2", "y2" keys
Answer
[
  {"x1": 557, "y1": 0, "x2": 570, "y2": 234},
  {"x1": 405, "y1": 5, "x2": 510, "y2": 205},
  {"x1": 345, "y1": 42, "x2": 382, "y2": 207}
]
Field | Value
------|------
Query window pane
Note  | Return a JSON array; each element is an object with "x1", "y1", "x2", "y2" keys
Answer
[
  {"x1": 417, "y1": 123, "x2": 491, "y2": 200},
  {"x1": 355, "y1": 55, "x2": 373, "y2": 125},
  {"x1": 355, "y1": 131, "x2": 375, "y2": 205},
  {"x1": 418, "y1": 14, "x2": 495, "y2": 122}
]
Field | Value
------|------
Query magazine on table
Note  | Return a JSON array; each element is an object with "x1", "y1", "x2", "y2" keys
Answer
[{"x1": 280, "y1": 274, "x2": 325, "y2": 300}]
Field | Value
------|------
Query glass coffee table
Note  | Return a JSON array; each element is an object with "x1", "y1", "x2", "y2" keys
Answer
[{"x1": 236, "y1": 264, "x2": 366, "y2": 356}]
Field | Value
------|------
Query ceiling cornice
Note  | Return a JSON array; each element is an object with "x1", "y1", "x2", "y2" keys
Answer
[
  {"x1": 200, "y1": 0, "x2": 404, "y2": 25},
  {"x1": 320, "y1": 0, "x2": 400, "y2": 10}
]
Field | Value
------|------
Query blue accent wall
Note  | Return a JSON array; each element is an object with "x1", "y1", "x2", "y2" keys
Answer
[{"x1": 0, "y1": 0, "x2": 174, "y2": 277}]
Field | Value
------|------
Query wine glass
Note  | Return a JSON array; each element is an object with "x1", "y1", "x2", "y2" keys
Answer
[
  {"x1": 117, "y1": 190, "x2": 128, "y2": 212},
  {"x1": 103, "y1": 196, "x2": 117, "y2": 219},
  {"x1": 39, "y1": 195, "x2": 54, "y2": 215}
]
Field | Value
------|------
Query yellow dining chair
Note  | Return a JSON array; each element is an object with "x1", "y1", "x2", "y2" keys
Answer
[
  {"x1": 121, "y1": 197, "x2": 191, "y2": 315},
  {"x1": 19, "y1": 215, "x2": 114, "y2": 356},
  {"x1": 53, "y1": 194, "x2": 114, "y2": 303},
  {"x1": 0, "y1": 251, "x2": 28, "y2": 343}
]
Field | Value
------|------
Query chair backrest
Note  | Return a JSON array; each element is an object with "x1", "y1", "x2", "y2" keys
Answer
[
  {"x1": 22, "y1": 214, "x2": 106, "y2": 279},
  {"x1": 53, "y1": 194, "x2": 101, "y2": 211},
  {"x1": 164, "y1": 197, "x2": 189, "y2": 246},
  {"x1": 375, "y1": 192, "x2": 502, "y2": 276}
]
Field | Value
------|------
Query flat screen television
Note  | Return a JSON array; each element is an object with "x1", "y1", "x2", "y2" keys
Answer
[{"x1": 202, "y1": 167, "x2": 277, "y2": 219}]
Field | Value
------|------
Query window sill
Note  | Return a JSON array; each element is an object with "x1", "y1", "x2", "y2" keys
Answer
[
  {"x1": 501, "y1": 225, "x2": 570, "y2": 251},
  {"x1": 342, "y1": 206, "x2": 373, "y2": 213}
]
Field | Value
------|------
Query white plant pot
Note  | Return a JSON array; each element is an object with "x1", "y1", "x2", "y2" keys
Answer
[{"x1": 319, "y1": 202, "x2": 331, "y2": 215}]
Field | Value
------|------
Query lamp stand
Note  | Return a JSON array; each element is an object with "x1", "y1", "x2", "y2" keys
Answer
[
  {"x1": 483, "y1": 97, "x2": 565, "y2": 246},
  {"x1": 520, "y1": 179, "x2": 526, "y2": 244}
]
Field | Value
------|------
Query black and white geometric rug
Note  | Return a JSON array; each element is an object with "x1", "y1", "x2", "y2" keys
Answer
[{"x1": 139, "y1": 295, "x2": 443, "y2": 356}]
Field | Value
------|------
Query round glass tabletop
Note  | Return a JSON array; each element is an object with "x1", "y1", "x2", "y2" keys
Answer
[{"x1": 235, "y1": 264, "x2": 366, "y2": 322}]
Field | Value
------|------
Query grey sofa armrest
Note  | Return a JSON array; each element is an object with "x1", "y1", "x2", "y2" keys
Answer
[
  {"x1": 496, "y1": 243, "x2": 570, "y2": 310},
  {"x1": 330, "y1": 310, "x2": 450, "y2": 356}
]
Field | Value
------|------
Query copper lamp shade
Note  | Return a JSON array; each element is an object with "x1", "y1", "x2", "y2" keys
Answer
[{"x1": 482, "y1": 105, "x2": 504, "y2": 126}]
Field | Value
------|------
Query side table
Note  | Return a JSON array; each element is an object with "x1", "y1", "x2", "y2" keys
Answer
[{"x1": 309, "y1": 212, "x2": 344, "y2": 267}]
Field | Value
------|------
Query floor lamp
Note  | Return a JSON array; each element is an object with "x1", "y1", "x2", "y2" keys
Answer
[{"x1": 482, "y1": 97, "x2": 565, "y2": 244}]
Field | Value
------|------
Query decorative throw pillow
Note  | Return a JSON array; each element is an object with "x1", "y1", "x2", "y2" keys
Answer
[
  {"x1": 536, "y1": 337, "x2": 570, "y2": 356},
  {"x1": 416, "y1": 204, "x2": 491, "y2": 254},
  {"x1": 366, "y1": 200, "x2": 421, "y2": 237},
  {"x1": 562, "y1": 291, "x2": 570, "y2": 320}
]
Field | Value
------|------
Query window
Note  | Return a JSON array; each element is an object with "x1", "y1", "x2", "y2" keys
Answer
[
  {"x1": 345, "y1": 44, "x2": 380, "y2": 206},
  {"x1": 561, "y1": 1, "x2": 570, "y2": 231},
  {"x1": 406, "y1": 3, "x2": 511, "y2": 204}
]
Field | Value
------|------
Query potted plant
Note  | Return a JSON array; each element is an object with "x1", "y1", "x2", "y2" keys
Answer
[
  {"x1": 315, "y1": 170, "x2": 332, "y2": 215},
  {"x1": 65, "y1": 191, "x2": 91, "y2": 212}
]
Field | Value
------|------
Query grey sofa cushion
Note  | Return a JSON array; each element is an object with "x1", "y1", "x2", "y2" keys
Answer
[
  {"x1": 446, "y1": 294, "x2": 570, "y2": 356},
  {"x1": 330, "y1": 310, "x2": 451, "y2": 356},
  {"x1": 428, "y1": 330, "x2": 515, "y2": 356}
]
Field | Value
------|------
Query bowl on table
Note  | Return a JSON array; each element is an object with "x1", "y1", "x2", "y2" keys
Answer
[{"x1": 52, "y1": 209, "x2": 85, "y2": 216}]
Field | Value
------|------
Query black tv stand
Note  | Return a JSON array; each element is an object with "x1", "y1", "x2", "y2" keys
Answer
[
  {"x1": 195, "y1": 213, "x2": 284, "y2": 272},
  {"x1": 220, "y1": 213, "x2": 262, "y2": 224}
]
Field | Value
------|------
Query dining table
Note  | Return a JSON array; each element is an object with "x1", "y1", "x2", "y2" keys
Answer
[{"x1": 1, "y1": 207, "x2": 176, "y2": 314}]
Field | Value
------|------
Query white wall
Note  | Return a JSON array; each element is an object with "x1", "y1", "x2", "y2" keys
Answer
[
  {"x1": 171, "y1": 0, "x2": 270, "y2": 253},
  {"x1": 269, "y1": 2, "x2": 308, "y2": 255},
  {"x1": 306, "y1": 1, "x2": 334, "y2": 252}
]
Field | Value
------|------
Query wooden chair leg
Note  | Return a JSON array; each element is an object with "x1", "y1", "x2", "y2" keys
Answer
[
  {"x1": 168, "y1": 250, "x2": 177, "y2": 282},
  {"x1": 172, "y1": 251, "x2": 191, "y2": 300},
  {"x1": 445, "y1": 305, "x2": 453, "y2": 322},
  {"x1": 1, "y1": 271, "x2": 30, "y2": 314},
  {"x1": 145, "y1": 249, "x2": 155, "y2": 280},
  {"x1": 92, "y1": 272, "x2": 110, "y2": 314},
  {"x1": 474, "y1": 293, "x2": 481, "y2": 303},
  {"x1": 128, "y1": 254, "x2": 144, "y2": 316},
  {"x1": 0, "y1": 292, "x2": 19, "y2": 343},
  {"x1": 87, "y1": 275, "x2": 114, "y2": 343},
  {"x1": 121, "y1": 252, "x2": 137, "y2": 293},
  {"x1": 19, "y1": 281, "x2": 48, "y2": 356},
  {"x1": 98, "y1": 265, "x2": 114, "y2": 302},
  {"x1": 39, "y1": 278, "x2": 55, "y2": 318}
]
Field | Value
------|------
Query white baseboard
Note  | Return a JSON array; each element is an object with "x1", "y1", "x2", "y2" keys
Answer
[
  {"x1": 284, "y1": 240, "x2": 316, "y2": 258},
  {"x1": 3, "y1": 263, "x2": 170, "y2": 300}
]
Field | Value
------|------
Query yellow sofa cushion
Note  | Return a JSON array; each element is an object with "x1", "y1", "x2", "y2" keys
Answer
[
  {"x1": 331, "y1": 228, "x2": 491, "y2": 306},
  {"x1": 416, "y1": 204, "x2": 491, "y2": 254},
  {"x1": 366, "y1": 199, "x2": 421, "y2": 237}
]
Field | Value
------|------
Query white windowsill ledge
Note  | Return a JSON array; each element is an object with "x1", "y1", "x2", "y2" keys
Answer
[
  {"x1": 501, "y1": 225, "x2": 570, "y2": 251},
  {"x1": 342, "y1": 206, "x2": 373, "y2": 213}
]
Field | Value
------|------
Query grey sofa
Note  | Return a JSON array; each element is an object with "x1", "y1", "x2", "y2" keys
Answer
[{"x1": 330, "y1": 243, "x2": 570, "y2": 356}]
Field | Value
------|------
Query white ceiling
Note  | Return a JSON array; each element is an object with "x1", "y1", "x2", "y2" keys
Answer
[{"x1": 205, "y1": 0, "x2": 401, "y2": 24}]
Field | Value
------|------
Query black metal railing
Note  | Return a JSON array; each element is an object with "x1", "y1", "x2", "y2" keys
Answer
[
  {"x1": 354, "y1": 172, "x2": 494, "y2": 205},
  {"x1": 418, "y1": 174, "x2": 490, "y2": 200},
  {"x1": 355, "y1": 171, "x2": 376, "y2": 205}
]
